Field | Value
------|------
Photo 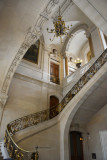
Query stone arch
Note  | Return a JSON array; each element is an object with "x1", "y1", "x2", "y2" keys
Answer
[
  {"x1": 59, "y1": 64, "x2": 107, "y2": 160},
  {"x1": 62, "y1": 23, "x2": 89, "y2": 56}
]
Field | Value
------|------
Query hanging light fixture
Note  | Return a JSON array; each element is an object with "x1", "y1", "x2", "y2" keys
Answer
[
  {"x1": 74, "y1": 58, "x2": 83, "y2": 68},
  {"x1": 47, "y1": 7, "x2": 72, "y2": 43}
]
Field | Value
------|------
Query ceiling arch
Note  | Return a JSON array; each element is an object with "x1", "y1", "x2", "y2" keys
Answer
[
  {"x1": 61, "y1": 23, "x2": 89, "y2": 56},
  {"x1": 66, "y1": 30, "x2": 88, "y2": 59}
]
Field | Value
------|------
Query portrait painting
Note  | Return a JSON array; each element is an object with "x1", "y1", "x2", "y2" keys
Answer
[{"x1": 23, "y1": 40, "x2": 40, "y2": 64}]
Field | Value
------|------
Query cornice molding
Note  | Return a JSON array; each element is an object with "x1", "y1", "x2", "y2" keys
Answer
[
  {"x1": 52, "y1": 0, "x2": 72, "y2": 19},
  {"x1": 14, "y1": 73, "x2": 63, "y2": 91}
]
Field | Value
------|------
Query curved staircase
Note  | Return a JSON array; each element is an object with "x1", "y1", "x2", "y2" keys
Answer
[{"x1": 4, "y1": 49, "x2": 107, "y2": 160}]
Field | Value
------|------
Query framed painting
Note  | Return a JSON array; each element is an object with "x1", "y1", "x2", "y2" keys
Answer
[{"x1": 23, "y1": 40, "x2": 40, "y2": 64}]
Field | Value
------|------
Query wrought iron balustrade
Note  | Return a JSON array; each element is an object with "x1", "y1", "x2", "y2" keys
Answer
[
  {"x1": 5, "y1": 49, "x2": 107, "y2": 160},
  {"x1": 5, "y1": 109, "x2": 49, "y2": 160}
]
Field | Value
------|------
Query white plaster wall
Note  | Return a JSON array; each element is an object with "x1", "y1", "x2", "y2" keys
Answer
[
  {"x1": 0, "y1": 0, "x2": 49, "y2": 92},
  {"x1": 100, "y1": 131, "x2": 107, "y2": 160},
  {"x1": 91, "y1": 28, "x2": 104, "y2": 57},
  {"x1": 11, "y1": 116, "x2": 60, "y2": 160},
  {"x1": 0, "y1": 74, "x2": 62, "y2": 138},
  {"x1": 86, "y1": 104, "x2": 107, "y2": 160},
  {"x1": 73, "y1": 0, "x2": 107, "y2": 35},
  {"x1": 16, "y1": 124, "x2": 60, "y2": 160}
]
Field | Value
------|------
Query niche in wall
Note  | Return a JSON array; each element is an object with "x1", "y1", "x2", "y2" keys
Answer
[{"x1": 23, "y1": 40, "x2": 40, "y2": 64}]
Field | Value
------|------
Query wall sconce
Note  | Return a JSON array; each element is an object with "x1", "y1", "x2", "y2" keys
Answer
[{"x1": 80, "y1": 137, "x2": 84, "y2": 141}]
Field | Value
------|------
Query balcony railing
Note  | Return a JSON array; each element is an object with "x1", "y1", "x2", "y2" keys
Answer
[{"x1": 5, "y1": 49, "x2": 107, "y2": 160}]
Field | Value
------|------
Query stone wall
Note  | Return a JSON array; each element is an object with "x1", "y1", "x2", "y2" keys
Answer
[{"x1": 87, "y1": 104, "x2": 107, "y2": 160}]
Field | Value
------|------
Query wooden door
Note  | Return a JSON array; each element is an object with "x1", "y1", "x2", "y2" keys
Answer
[
  {"x1": 70, "y1": 131, "x2": 84, "y2": 160},
  {"x1": 50, "y1": 96, "x2": 59, "y2": 109},
  {"x1": 50, "y1": 62, "x2": 60, "y2": 84},
  {"x1": 50, "y1": 96, "x2": 59, "y2": 118}
]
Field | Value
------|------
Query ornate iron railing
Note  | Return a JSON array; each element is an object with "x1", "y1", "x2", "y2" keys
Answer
[
  {"x1": 5, "y1": 109, "x2": 49, "y2": 160},
  {"x1": 5, "y1": 130, "x2": 32, "y2": 160},
  {"x1": 50, "y1": 49, "x2": 107, "y2": 118},
  {"x1": 5, "y1": 49, "x2": 107, "y2": 160}
]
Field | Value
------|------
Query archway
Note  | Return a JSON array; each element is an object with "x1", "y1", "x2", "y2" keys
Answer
[
  {"x1": 62, "y1": 24, "x2": 93, "y2": 76},
  {"x1": 70, "y1": 131, "x2": 84, "y2": 160},
  {"x1": 59, "y1": 64, "x2": 107, "y2": 160}
]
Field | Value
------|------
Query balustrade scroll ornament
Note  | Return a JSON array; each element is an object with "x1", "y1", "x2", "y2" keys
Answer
[
  {"x1": 5, "y1": 109, "x2": 49, "y2": 160},
  {"x1": 5, "y1": 49, "x2": 107, "y2": 159}
]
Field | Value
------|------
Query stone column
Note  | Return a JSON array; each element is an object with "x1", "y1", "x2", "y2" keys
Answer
[
  {"x1": 63, "y1": 58, "x2": 66, "y2": 78},
  {"x1": 99, "y1": 30, "x2": 107, "y2": 50},
  {"x1": 90, "y1": 28, "x2": 104, "y2": 57},
  {"x1": 86, "y1": 31, "x2": 94, "y2": 58},
  {"x1": 88, "y1": 34, "x2": 95, "y2": 57},
  {"x1": 65, "y1": 56, "x2": 69, "y2": 76},
  {"x1": 86, "y1": 28, "x2": 104, "y2": 57}
]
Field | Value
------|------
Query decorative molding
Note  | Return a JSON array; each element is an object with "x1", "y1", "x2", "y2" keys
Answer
[
  {"x1": 52, "y1": 0, "x2": 73, "y2": 20},
  {"x1": 14, "y1": 73, "x2": 62, "y2": 91},
  {"x1": 0, "y1": 93, "x2": 8, "y2": 108},
  {"x1": 1, "y1": 0, "x2": 60, "y2": 95}
]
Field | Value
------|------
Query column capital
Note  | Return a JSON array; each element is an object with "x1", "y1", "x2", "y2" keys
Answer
[{"x1": 0, "y1": 93, "x2": 8, "y2": 108}]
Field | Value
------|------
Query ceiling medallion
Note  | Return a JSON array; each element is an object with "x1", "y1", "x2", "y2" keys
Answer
[{"x1": 47, "y1": 7, "x2": 72, "y2": 43}]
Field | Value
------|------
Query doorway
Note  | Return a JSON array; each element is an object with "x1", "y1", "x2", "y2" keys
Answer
[
  {"x1": 70, "y1": 131, "x2": 84, "y2": 160},
  {"x1": 49, "y1": 96, "x2": 59, "y2": 118},
  {"x1": 50, "y1": 62, "x2": 60, "y2": 84},
  {"x1": 50, "y1": 96, "x2": 59, "y2": 109}
]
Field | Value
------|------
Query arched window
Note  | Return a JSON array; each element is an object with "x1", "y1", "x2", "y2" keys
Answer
[{"x1": 23, "y1": 40, "x2": 40, "y2": 64}]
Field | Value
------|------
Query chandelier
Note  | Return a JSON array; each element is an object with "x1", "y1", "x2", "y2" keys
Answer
[{"x1": 47, "y1": 7, "x2": 72, "y2": 42}]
